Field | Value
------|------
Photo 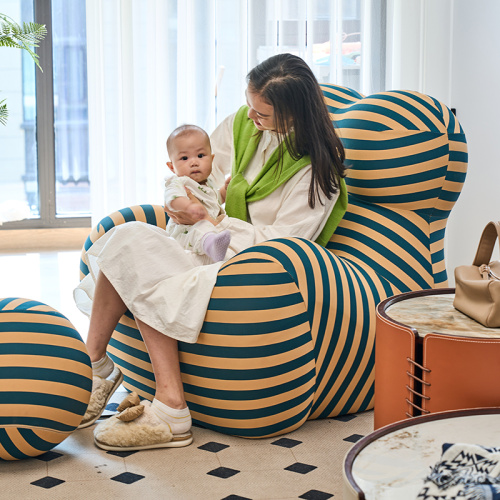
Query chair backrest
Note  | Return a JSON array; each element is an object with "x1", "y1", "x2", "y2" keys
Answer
[{"x1": 322, "y1": 84, "x2": 468, "y2": 292}]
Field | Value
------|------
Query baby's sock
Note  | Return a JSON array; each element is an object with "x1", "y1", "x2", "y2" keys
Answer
[
  {"x1": 151, "y1": 398, "x2": 192, "y2": 435},
  {"x1": 202, "y1": 230, "x2": 231, "y2": 262},
  {"x1": 91, "y1": 354, "x2": 114, "y2": 379}
]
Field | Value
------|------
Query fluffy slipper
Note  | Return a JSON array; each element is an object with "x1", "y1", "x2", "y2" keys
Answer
[
  {"x1": 117, "y1": 404, "x2": 145, "y2": 422},
  {"x1": 78, "y1": 366, "x2": 123, "y2": 429},
  {"x1": 117, "y1": 391, "x2": 141, "y2": 412},
  {"x1": 93, "y1": 400, "x2": 193, "y2": 451}
]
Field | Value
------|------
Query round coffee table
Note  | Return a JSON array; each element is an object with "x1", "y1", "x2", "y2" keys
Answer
[
  {"x1": 343, "y1": 407, "x2": 500, "y2": 499},
  {"x1": 374, "y1": 288, "x2": 500, "y2": 429}
]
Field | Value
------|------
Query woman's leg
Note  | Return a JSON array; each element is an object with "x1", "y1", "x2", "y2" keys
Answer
[
  {"x1": 135, "y1": 319, "x2": 187, "y2": 409},
  {"x1": 85, "y1": 271, "x2": 127, "y2": 362},
  {"x1": 86, "y1": 271, "x2": 187, "y2": 411},
  {"x1": 78, "y1": 271, "x2": 128, "y2": 428},
  {"x1": 86, "y1": 273, "x2": 192, "y2": 447}
]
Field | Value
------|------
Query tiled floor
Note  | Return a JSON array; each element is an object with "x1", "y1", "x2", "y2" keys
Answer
[{"x1": 0, "y1": 249, "x2": 375, "y2": 499}]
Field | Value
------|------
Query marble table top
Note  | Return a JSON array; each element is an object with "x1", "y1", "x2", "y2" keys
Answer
[
  {"x1": 350, "y1": 412, "x2": 500, "y2": 499},
  {"x1": 386, "y1": 293, "x2": 500, "y2": 338}
]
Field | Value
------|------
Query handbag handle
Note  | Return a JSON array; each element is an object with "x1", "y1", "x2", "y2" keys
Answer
[{"x1": 473, "y1": 220, "x2": 500, "y2": 266}]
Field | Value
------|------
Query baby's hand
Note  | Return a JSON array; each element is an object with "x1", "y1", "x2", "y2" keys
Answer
[{"x1": 219, "y1": 176, "x2": 231, "y2": 203}]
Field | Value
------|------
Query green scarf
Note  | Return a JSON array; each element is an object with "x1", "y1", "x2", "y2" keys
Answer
[{"x1": 224, "y1": 105, "x2": 348, "y2": 247}]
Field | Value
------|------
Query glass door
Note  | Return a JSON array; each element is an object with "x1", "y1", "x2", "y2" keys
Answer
[{"x1": 0, "y1": 0, "x2": 90, "y2": 228}]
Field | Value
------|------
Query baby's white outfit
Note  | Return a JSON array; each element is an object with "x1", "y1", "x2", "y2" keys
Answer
[{"x1": 164, "y1": 175, "x2": 226, "y2": 256}]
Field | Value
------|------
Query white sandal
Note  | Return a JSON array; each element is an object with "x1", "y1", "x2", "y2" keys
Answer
[
  {"x1": 78, "y1": 366, "x2": 123, "y2": 429},
  {"x1": 93, "y1": 399, "x2": 193, "y2": 451}
]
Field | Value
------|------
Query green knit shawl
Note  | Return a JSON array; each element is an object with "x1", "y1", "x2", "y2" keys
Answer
[{"x1": 224, "y1": 105, "x2": 348, "y2": 247}]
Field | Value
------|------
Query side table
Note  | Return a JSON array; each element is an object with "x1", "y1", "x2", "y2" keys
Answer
[
  {"x1": 374, "y1": 288, "x2": 500, "y2": 429},
  {"x1": 343, "y1": 407, "x2": 500, "y2": 499}
]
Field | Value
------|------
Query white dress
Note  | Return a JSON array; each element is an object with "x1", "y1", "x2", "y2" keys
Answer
[
  {"x1": 164, "y1": 175, "x2": 225, "y2": 256},
  {"x1": 74, "y1": 112, "x2": 339, "y2": 344}
]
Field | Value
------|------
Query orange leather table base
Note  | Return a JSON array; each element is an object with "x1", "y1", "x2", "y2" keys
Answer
[{"x1": 374, "y1": 288, "x2": 500, "y2": 429}]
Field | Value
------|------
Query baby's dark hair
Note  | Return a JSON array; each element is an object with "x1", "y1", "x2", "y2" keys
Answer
[{"x1": 166, "y1": 124, "x2": 211, "y2": 157}]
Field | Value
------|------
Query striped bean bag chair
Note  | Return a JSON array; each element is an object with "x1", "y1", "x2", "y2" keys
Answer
[
  {"x1": 0, "y1": 298, "x2": 92, "y2": 460},
  {"x1": 79, "y1": 85, "x2": 467, "y2": 438}
]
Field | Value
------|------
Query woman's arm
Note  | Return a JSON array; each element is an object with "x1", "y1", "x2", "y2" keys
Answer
[{"x1": 209, "y1": 113, "x2": 235, "y2": 189}]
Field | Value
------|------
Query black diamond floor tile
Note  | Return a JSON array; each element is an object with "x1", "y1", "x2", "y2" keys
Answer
[
  {"x1": 344, "y1": 433, "x2": 364, "y2": 443},
  {"x1": 334, "y1": 414, "x2": 357, "y2": 422},
  {"x1": 111, "y1": 472, "x2": 145, "y2": 484},
  {"x1": 299, "y1": 489, "x2": 334, "y2": 500},
  {"x1": 207, "y1": 467, "x2": 240, "y2": 479},
  {"x1": 35, "y1": 451, "x2": 63, "y2": 462},
  {"x1": 30, "y1": 476, "x2": 65, "y2": 489},
  {"x1": 271, "y1": 437, "x2": 302, "y2": 448},
  {"x1": 198, "y1": 441, "x2": 230, "y2": 453},
  {"x1": 106, "y1": 450, "x2": 139, "y2": 458},
  {"x1": 285, "y1": 462, "x2": 317, "y2": 474},
  {"x1": 221, "y1": 495, "x2": 252, "y2": 500}
]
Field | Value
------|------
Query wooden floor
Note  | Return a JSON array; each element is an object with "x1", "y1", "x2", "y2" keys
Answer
[{"x1": 0, "y1": 227, "x2": 90, "y2": 253}]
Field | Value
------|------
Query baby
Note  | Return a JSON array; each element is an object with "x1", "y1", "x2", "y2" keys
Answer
[{"x1": 164, "y1": 124, "x2": 231, "y2": 262}]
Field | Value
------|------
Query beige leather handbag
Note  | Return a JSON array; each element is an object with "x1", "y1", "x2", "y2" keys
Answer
[{"x1": 454, "y1": 220, "x2": 500, "y2": 327}]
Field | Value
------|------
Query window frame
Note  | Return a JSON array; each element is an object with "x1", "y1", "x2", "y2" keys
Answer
[{"x1": 1, "y1": 0, "x2": 91, "y2": 230}]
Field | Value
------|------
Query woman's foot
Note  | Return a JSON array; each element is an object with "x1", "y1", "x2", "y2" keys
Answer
[
  {"x1": 150, "y1": 398, "x2": 192, "y2": 435},
  {"x1": 78, "y1": 355, "x2": 123, "y2": 429},
  {"x1": 93, "y1": 396, "x2": 193, "y2": 451}
]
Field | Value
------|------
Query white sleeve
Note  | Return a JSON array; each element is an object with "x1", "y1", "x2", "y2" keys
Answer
[
  {"x1": 164, "y1": 176, "x2": 189, "y2": 211},
  {"x1": 209, "y1": 113, "x2": 235, "y2": 189},
  {"x1": 215, "y1": 167, "x2": 338, "y2": 255}
]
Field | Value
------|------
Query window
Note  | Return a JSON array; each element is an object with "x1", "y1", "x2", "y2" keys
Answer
[
  {"x1": 215, "y1": 0, "x2": 386, "y2": 128},
  {"x1": 0, "y1": 0, "x2": 90, "y2": 229},
  {"x1": 2, "y1": 0, "x2": 386, "y2": 226}
]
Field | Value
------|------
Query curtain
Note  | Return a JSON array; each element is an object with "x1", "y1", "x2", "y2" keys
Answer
[
  {"x1": 385, "y1": 0, "x2": 453, "y2": 105},
  {"x1": 85, "y1": 0, "x2": 386, "y2": 224}
]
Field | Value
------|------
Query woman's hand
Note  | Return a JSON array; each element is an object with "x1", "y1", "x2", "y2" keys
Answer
[{"x1": 165, "y1": 190, "x2": 211, "y2": 225}]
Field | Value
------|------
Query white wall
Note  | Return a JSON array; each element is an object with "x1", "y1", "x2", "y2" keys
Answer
[
  {"x1": 386, "y1": 0, "x2": 453, "y2": 103},
  {"x1": 447, "y1": 0, "x2": 500, "y2": 281},
  {"x1": 389, "y1": 0, "x2": 500, "y2": 285}
]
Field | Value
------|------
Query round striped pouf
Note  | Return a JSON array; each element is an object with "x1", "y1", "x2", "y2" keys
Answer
[{"x1": 0, "y1": 298, "x2": 92, "y2": 460}]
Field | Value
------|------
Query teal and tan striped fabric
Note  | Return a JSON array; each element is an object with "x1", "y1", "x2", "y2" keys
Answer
[
  {"x1": 322, "y1": 84, "x2": 467, "y2": 289},
  {"x1": 79, "y1": 85, "x2": 467, "y2": 438},
  {"x1": 0, "y1": 298, "x2": 92, "y2": 460}
]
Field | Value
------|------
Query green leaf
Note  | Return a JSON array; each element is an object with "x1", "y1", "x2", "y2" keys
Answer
[
  {"x1": 0, "y1": 12, "x2": 47, "y2": 125},
  {"x1": 0, "y1": 98, "x2": 8, "y2": 126},
  {"x1": 0, "y1": 13, "x2": 47, "y2": 71}
]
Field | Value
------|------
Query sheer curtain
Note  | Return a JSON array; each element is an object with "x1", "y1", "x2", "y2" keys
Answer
[{"x1": 85, "y1": 0, "x2": 386, "y2": 224}]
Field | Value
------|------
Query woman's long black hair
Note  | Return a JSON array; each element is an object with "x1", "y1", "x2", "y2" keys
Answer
[{"x1": 247, "y1": 53, "x2": 346, "y2": 209}]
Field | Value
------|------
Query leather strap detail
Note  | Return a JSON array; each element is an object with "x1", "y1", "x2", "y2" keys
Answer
[{"x1": 473, "y1": 220, "x2": 500, "y2": 266}]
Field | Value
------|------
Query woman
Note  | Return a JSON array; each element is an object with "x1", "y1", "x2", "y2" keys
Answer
[{"x1": 77, "y1": 53, "x2": 347, "y2": 451}]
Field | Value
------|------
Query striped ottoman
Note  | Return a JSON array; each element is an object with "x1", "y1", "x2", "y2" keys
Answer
[{"x1": 0, "y1": 298, "x2": 92, "y2": 460}]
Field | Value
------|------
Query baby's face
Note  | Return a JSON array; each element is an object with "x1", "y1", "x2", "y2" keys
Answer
[{"x1": 168, "y1": 131, "x2": 214, "y2": 183}]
